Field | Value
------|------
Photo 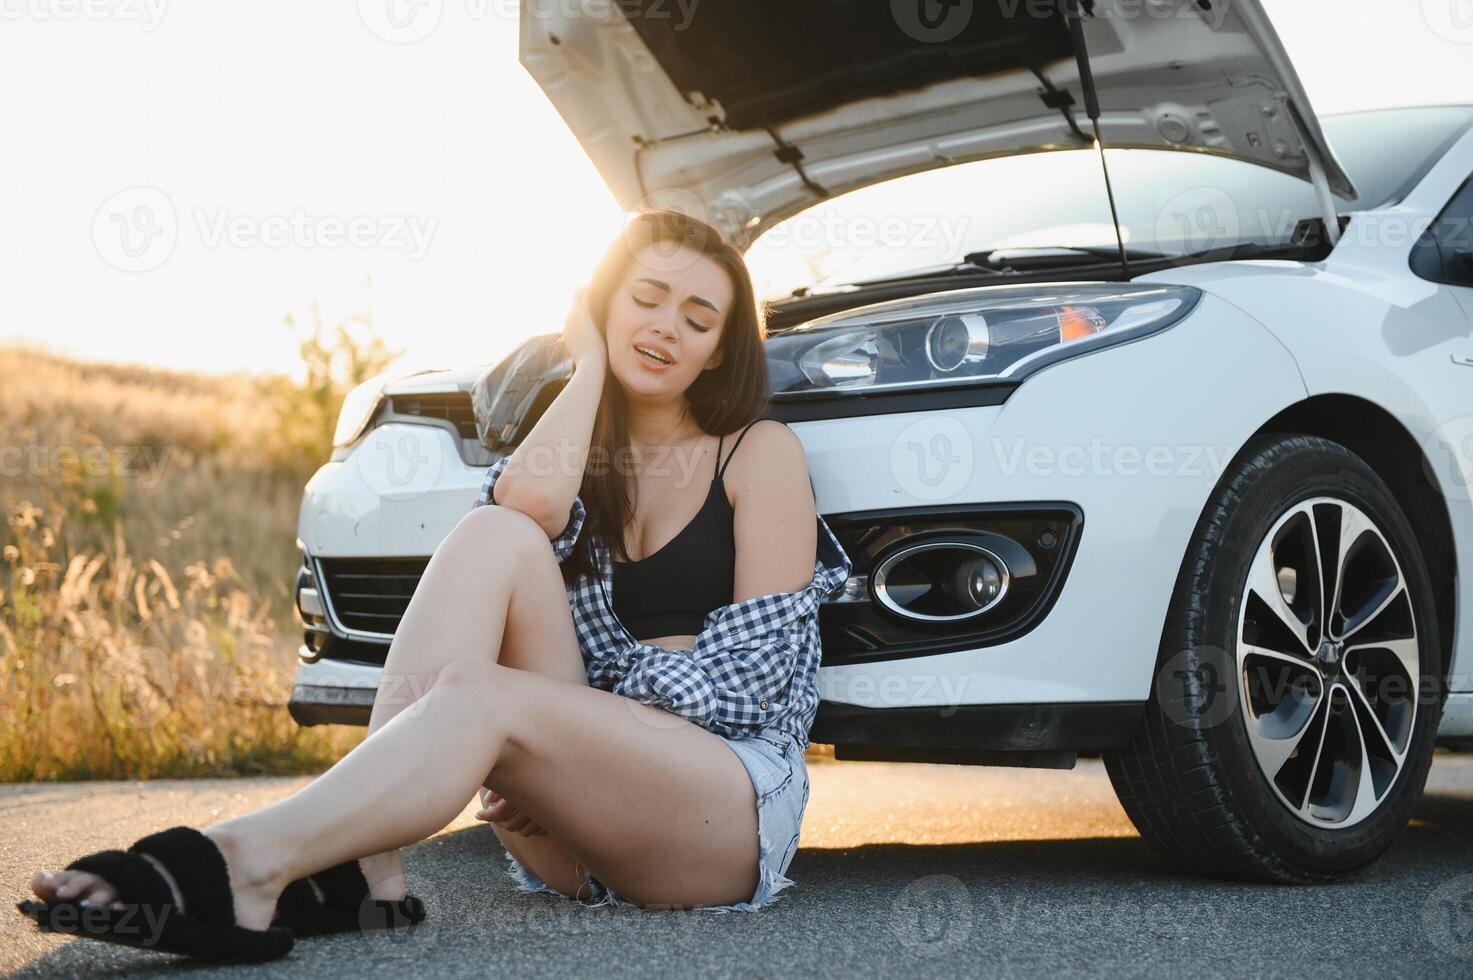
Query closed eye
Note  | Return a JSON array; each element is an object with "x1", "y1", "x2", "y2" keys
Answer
[{"x1": 634, "y1": 295, "x2": 712, "y2": 332}]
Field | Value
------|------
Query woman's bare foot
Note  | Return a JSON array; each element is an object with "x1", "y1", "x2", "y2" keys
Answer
[
  {"x1": 26, "y1": 827, "x2": 288, "y2": 932},
  {"x1": 356, "y1": 851, "x2": 408, "y2": 902}
]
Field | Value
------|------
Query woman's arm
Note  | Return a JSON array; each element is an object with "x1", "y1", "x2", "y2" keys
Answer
[
  {"x1": 489, "y1": 290, "x2": 608, "y2": 541},
  {"x1": 727, "y1": 421, "x2": 818, "y2": 603}
]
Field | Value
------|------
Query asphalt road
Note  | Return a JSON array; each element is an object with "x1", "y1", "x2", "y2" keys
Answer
[{"x1": 5, "y1": 755, "x2": 1473, "y2": 979}]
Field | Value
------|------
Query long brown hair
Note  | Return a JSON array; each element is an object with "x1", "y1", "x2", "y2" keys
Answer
[{"x1": 560, "y1": 209, "x2": 770, "y2": 585}]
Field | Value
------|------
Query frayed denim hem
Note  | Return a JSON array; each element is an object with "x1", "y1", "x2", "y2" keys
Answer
[
  {"x1": 502, "y1": 849, "x2": 621, "y2": 909},
  {"x1": 501, "y1": 847, "x2": 796, "y2": 913}
]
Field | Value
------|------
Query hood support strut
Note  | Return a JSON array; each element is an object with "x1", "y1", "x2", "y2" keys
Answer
[
  {"x1": 1294, "y1": 103, "x2": 1344, "y2": 246},
  {"x1": 1064, "y1": 0, "x2": 1130, "y2": 279}
]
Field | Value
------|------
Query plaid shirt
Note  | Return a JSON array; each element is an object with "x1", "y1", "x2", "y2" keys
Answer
[{"x1": 474, "y1": 453, "x2": 852, "y2": 747}]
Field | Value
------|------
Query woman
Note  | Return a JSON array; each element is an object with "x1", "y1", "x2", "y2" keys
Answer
[{"x1": 19, "y1": 209, "x2": 852, "y2": 961}]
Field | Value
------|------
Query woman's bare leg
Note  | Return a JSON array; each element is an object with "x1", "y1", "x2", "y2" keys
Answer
[
  {"x1": 355, "y1": 503, "x2": 590, "y2": 899},
  {"x1": 31, "y1": 651, "x2": 760, "y2": 926},
  {"x1": 30, "y1": 505, "x2": 761, "y2": 921}
]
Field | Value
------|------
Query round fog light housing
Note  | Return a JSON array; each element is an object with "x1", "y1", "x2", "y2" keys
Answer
[{"x1": 872, "y1": 540, "x2": 1011, "y2": 623}]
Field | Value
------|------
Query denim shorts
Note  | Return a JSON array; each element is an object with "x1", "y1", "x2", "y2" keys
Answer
[{"x1": 502, "y1": 729, "x2": 809, "y2": 912}]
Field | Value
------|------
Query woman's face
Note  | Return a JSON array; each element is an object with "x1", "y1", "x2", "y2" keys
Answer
[{"x1": 602, "y1": 242, "x2": 733, "y2": 404}]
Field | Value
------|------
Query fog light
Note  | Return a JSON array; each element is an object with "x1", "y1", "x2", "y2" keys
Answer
[
  {"x1": 872, "y1": 539, "x2": 1011, "y2": 623},
  {"x1": 957, "y1": 555, "x2": 1005, "y2": 609}
]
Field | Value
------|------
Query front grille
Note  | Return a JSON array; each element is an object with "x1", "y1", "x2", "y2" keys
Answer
[
  {"x1": 390, "y1": 393, "x2": 477, "y2": 439},
  {"x1": 316, "y1": 557, "x2": 430, "y2": 636}
]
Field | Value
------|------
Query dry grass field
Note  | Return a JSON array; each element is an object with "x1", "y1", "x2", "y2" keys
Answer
[{"x1": 0, "y1": 312, "x2": 398, "y2": 781}]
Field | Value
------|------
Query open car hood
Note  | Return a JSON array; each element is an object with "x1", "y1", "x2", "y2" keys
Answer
[{"x1": 520, "y1": 0, "x2": 1355, "y2": 246}]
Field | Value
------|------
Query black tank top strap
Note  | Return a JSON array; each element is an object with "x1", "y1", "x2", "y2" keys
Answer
[{"x1": 717, "y1": 419, "x2": 763, "y2": 481}]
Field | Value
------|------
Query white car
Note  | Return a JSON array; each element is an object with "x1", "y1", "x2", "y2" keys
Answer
[{"x1": 290, "y1": 1, "x2": 1473, "y2": 882}]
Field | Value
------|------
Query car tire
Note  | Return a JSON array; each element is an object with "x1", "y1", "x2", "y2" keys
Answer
[{"x1": 1102, "y1": 433, "x2": 1444, "y2": 883}]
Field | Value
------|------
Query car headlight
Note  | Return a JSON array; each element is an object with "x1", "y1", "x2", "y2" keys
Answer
[
  {"x1": 332, "y1": 373, "x2": 388, "y2": 448},
  {"x1": 767, "y1": 284, "x2": 1201, "y2": 397}
]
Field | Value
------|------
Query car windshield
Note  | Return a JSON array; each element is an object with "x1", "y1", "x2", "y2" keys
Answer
[{"x1": 745, "y1": 106, "x2": 1473, "y2": 301}]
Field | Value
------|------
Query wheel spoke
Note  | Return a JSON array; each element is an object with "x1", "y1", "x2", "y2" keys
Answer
[
  {"x1": 1345, "y1": 685, "x2": 1388, "y2": 824},
  {"x1": 1245, "y1": 528, "x2": 1316, "y2": 658},
  {"x1": 1345, "y1": 636, "x2": 1420, "y2": 684},
  {"x1": 1339, "y1": 583, "x2": 1406, "y2": 644},
  {"x1": 1343, "y1": 672, "x2": 1404, "y2": 765},
  {"x1": 1324, "y1": 503, "x2": 1370, "y2": 641},
  {"x1": 1298, "y1": 686, "x2": 1337, "y2": 814},
  {"x1": 1330, "y1": 508, "x2": 1403, "y2": 641},
  {"x1": 1243, "y1": 676, "x2": 1325, "y2": 781},
  {"x1": 1242, "y1": 643, "x2": 1324, "y2": 679}
]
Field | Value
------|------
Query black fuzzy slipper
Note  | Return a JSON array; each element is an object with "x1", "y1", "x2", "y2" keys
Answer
[
  {"x1": 271, "y1": 859, "x2": 426, "y2": 938},
  {"x1": 16, "y1": 826, "x2": 294, "y2": 962}
]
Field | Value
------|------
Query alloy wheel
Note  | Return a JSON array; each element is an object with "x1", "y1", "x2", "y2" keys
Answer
[{"x1": 1236, "y1": 496, "x2": 1420, "y2": 828}]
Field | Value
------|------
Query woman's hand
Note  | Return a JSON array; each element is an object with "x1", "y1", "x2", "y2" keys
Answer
[
  {"x1": 561, "y1": 285, "x2": 607, "y2": 371},
  {"x1": 476, "y1": 787, "x2": 548, "y2": 837}
]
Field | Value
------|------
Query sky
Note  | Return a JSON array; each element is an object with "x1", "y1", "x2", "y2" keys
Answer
[{"x1": 2, "y1": 0, "x2": 1472, "y2": 381}]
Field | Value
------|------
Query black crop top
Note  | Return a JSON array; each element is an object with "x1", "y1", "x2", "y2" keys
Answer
[{"x1": 611, "y1": 420, "x2": 762, "y2": 640}]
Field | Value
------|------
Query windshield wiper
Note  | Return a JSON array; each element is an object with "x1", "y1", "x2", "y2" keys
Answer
[{"x1": 959, "y1": 245, "x2": 1170, "y2": 272}]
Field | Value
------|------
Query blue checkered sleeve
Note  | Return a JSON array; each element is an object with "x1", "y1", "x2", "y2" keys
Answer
[
  {"x1": 609, "y1": 513, "x2": 851, "y2": 739},
  {"x1": 474, "y1": 453, "x2": 586, "y2": 564}
]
